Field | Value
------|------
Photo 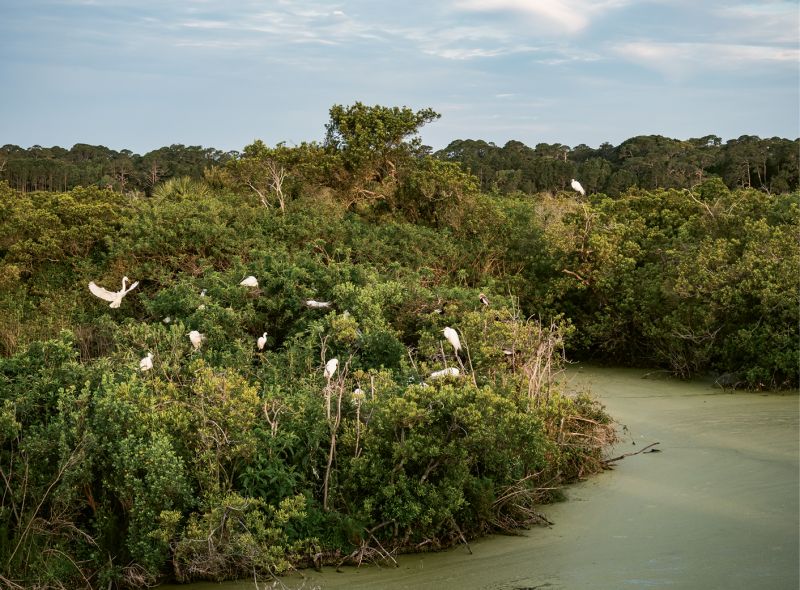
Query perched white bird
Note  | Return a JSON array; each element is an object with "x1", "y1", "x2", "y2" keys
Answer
[
  {"x1": 442, "y1": 327, "x2": 461, "y2": 352},
  {"x1": 257, "y1": 332, "x2": 267, "y2": 351},
  {"x1": 163, "y1": 316, "x2": 171, "y2": 324},
  {"x1": 479, "y1": 293, "x2": 490, "y2": 306},
  {"x1": 239, "y1": 276, "x2": 258, "y2": 287},
  {"x1": 306, "y1": 300, "x2": 332, "y2": 309},
  {"x1": 324, "y1": 358, "x2": 339, "y2": 380},
  {"x1": 352, "y1": 387, "x2": 365, "y2": 403},
  {"x1": 570, "y1": 179, "x2": 586, "y2": 196},
  {"x1": 139, "y1": 352, "x2": 153, "y2": 372},
  {"x1": 88, "y1": 276, "x2": 139, "y2": 308},
  {"x1": 189, "y1": 330, "x2": 204, "y2": 350},
  {"x1": 429, "y1": 367, "x2": 460, "y2": 380},
  {"x1": 200, "y1": 289, "x2": 207, "y2": 297}
]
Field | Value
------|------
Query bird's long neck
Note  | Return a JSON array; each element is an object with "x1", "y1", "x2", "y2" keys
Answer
[{"x1": 121, "y1": 277, "x2": 128, "y2": 291}]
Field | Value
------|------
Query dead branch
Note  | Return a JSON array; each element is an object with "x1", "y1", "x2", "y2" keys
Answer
[
  {"x1": 561, "y1": 268, "x2": 589, "y2": 286},
  {"x1": 603, "y1": 442, "x2": 661, "y2": 465}
]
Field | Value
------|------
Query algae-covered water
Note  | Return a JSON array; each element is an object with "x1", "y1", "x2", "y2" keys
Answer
[{"x1": 168, "y1": 366, "x2": 799, "y2": 590}]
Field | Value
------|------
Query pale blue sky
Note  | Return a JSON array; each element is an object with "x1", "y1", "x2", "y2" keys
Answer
[{"x1": 1, "y1": 0, "x2": 797, "y2": 153}]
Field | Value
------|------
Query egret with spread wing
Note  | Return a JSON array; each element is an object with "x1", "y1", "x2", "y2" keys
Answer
[{"x1": 88, "y1": 276, "x2": 139, "y2": 308}]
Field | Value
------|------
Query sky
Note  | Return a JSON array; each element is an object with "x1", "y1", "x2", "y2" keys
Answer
[{"x1": 1, "y1": 0, "x2": 798, "y2": 154}]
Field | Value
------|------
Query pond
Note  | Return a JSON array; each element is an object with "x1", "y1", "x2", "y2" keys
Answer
[{"x1": 167, "y1": 366, "x2": 799, "y2": 590}]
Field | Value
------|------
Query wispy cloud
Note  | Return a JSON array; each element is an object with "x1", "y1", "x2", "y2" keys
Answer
[
  {"x1": 615, "y1": 40, "x2": 799, "y2": 77},
  {"x1": 454, "y1": 0, "x2": 632, "y2": 34},
  {"x1": 173, "y1": 4, "x2": 382, "y2": 51},
  {"x1": 714, "y1": 2, "x2": 799, "y2": 44}
]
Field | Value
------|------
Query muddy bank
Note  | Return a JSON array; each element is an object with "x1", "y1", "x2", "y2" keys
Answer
[{"x1": 166, "y1": 366, "x2": 799, "y2": 590}]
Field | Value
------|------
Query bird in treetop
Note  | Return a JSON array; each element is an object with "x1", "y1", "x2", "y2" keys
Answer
[
  {"x1": 324, "y1": 358, "x2": 339, "y2": 380},
  {"x1": 570, "y1": 179, "x2": 586, "y2": 196},
  {"x1": 239, "y1": 276, "x2": 258, "y2": 287},
  {"x1": 257, "y1": 332, "x2": 267, "y2": 351},
  {"x1": 139, "y1": 352, "x2": 153, "y2": 372},
  {"x1": 442, "y1": 327, "x2": 461, "y2": 352},
  {"x1": 189, "y1": 330, "x2": 204, "y2": 350},
  {"x1": 306, "y1": 300, "x2": 332, "y2": 309},
  {"x1": 479, "y1": 293, "x2": 490, "y2": 306},
  {"x1": 88, "y1": 276, "x2": 139, "y2": 308},
  {"x1": 352, "y1": 387, "x2": 365, "y2": 403},
  {"x1": 429, "y1": 367, "x2": 460, "y2": 380}
]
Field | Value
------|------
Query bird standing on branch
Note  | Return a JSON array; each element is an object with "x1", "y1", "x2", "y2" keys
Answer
[
  {"x1": 570, "y1": 179, "x2": 586, "y2": 196},
  {"x1": 324, "y1": 358, "x2": 339, "y2": 380},
  {"x1": 442, "y1": 327, "x2": 461, "y2": 353},
  {"x1": 257, "y1": 332, "x2": 267, "y2": 351}
]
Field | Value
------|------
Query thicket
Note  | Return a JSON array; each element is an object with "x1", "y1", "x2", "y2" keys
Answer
[{"x1": 0, "y1": 103, "x2": 796, "y2": 588}]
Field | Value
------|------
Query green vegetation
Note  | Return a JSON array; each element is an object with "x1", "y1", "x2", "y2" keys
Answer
[
  {"x1": 1, "y1": 103, "x2": 796, "y2": 588},
  {"x1": 3, "y1": 129, "x2": 797, "y2": 197},
  {"x1": 436, "y1": 135, "x2": 799, "y2": 196}
]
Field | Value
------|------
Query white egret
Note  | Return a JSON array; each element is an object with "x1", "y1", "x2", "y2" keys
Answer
[
  {"x1": 189, "y1": 330, "x2": 204, "y2": 350},
  {"x1": 442, "y1": 327, "x2": 461, "y2": 352},
  {"x1": 324, "y1": 358, "x2": 338, "y2": 380},
  {"x1": 139, "y1": 352, "x2": 153, "y2": 372},
  {"x1": 88, "y1": 276, "x2": 139, "y2": 308},
  {"x1": 570, "y1": 179, "x2": 586, "y2": 196},
  {"x1": 163, "y1": 316, "x2": 171, "y2": 324},
  {"x1": 239, "y1": 276, "x2": 258, "y2": 287},
  {"x1": 479, "y1": 293, "x2": 490, "y2": 306},
  {"x1": 429, "y1": 367, "x2": 460, "y2": 380},
  {"x1": 257, "y1": 332, "x2": 267, "y2": 351},
  {"x1": 306, "y1": 300, "x2": 332, "y2": 309}
]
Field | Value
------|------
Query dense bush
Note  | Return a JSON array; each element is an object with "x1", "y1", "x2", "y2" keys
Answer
[{"x1": 0, "y1": 104, "x2": 795, "y2": 588}]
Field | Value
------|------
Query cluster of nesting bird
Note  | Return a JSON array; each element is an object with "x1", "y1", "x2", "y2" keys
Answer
[
  {"x1": 89, "y1": 274, "x2": 486, "y2": 381},
  {"x1": 88, "y1": 274, "x2": 333, "y2": 373}
]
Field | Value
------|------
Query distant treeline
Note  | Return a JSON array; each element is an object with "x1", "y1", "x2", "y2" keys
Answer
[
  {"x1": 0, "y1": 143, "x2": 234, "y2": 193},
  {"x1": 2, "y1": 133, "x2": 798, "y2": 195},
  {"x1": 434, "y1": 135, "x2": 800, "y2": 196}
]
